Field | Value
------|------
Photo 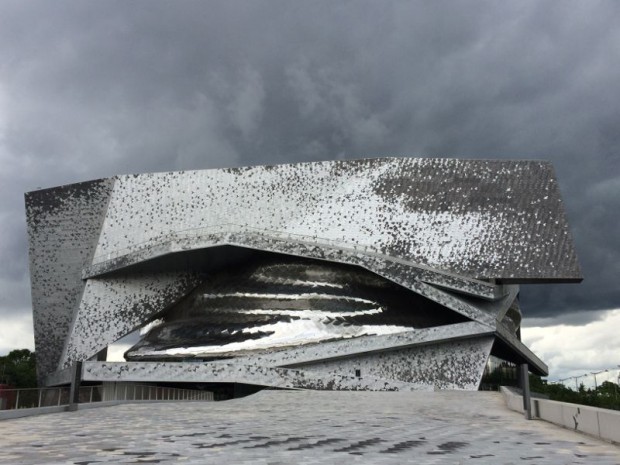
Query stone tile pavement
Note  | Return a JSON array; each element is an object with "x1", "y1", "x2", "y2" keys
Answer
[{"x1": 1, "y1": 390, "x2": 619, "y2": 464}]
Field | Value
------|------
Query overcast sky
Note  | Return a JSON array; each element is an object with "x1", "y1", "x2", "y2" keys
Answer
[{"x1": 0, "y1": 1, "x2": 618, "y2": 381}]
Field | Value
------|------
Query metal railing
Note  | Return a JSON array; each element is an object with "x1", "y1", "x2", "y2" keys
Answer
[
  {"x1": 0, "y1": 384, "x2": 212, "y2": 411},
  {"x1": 102, "y1": 383, "x2": 213, "y2": 402},
  {"x1": 0, "y1": 386, "x2": 70, "y2": 410}
]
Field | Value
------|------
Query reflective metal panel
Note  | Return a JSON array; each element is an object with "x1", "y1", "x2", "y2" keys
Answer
[{"x1": 126, "y1": 257, "x2": 468, "y2": 360}]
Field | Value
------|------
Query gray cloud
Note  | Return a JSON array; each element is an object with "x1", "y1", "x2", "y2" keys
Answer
[
  {"x1": 523, "y1": 309, "x2": 611, "y2": 329},
  {"x1": 0, "y1": 0, "x2": 619, "y2": 339}
]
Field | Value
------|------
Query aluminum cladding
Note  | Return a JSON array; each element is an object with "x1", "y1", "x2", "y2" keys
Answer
[
  {"x1": 61, "y1": 272, "x2": 203, "y2": 368},
  {"x1": 25, "y1": 157, "x2": 577, "y2": 385},
  {"x1": 91, "y1": 158, "x2": 580, "y2": 281},
  {"x1": 25, "y1": 178, "x2": 114, "y2": 381}
]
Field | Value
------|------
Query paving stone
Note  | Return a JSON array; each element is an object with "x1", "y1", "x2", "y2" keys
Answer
[{"x1": 0, "y1": 390, "x2": 619, "y2": 464}]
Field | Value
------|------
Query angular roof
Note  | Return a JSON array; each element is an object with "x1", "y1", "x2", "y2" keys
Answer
[
  {"x1": 83, "y1": 157, "x2": 581, "y2": 282},
  {"x1": 25, "y1": 157, "x2": 580, "y2": 379}
]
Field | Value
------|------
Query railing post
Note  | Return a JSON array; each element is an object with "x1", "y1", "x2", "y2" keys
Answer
[
  {"x1": 57, "y1": 388, "x2": 61, "y2": 406},
  {"x1": 38, "y1": 389, "x2": 43, "y2": 408},
  {"x1": 15, "y1": 390, "x2": 20, "y2": 409},
  {"x1": 69, "y1": 361, "x2": 83, "y2": 411},
  {"x1": 89, "y1": 386, "x2": 93, "y2": 403},
  {"x1": 520, "y1": 363, "x2": 532, "y2": 420}
]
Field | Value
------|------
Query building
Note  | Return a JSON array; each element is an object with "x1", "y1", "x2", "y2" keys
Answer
[{"x1": 25, "y1": 158, "x2": 581, "y2": 392}]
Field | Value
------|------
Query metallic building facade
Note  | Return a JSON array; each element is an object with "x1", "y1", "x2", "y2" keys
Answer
[{"x1": 26, "y1": 158, "x2": 581, "y2": 390}]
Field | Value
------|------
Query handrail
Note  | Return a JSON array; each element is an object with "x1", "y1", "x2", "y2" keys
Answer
[
  {"x1": 0, "y1": 386, "x2": 69, "y2": 410},
  {"x1": 0, "y1": 383, "x2": 212, "y2": 410}
]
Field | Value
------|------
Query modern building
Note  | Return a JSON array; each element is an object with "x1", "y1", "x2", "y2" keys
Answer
[{"x1": 26, "y1": 158, "x2": 581, "y2": 393}]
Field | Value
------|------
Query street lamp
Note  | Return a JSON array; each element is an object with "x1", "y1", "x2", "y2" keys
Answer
[
  {"x1": 558, "y1": 377, "x2": 572, "y2": 389},
  {"x1": 591, "y1": 370, "x2": 608, "y2": 392},
  {"x1": 571, "y1": 374, "x2": 587, "y2": 392}
]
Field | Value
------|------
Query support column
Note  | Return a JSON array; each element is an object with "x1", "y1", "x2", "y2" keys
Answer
[
  {"x1": 520, "y1": 363, "x2": 532, "y2": 420},
  {"x1": 68, "y1": 361, "x2": 82, "y2": 412}
]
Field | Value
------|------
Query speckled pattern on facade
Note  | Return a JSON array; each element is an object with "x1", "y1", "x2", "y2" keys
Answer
[
  {"x1": 26, "y1": 179, "x2": 115, "y2": 381},
  {"x1": 25, "y1": 158, "x2": 581, "y2": 390}
]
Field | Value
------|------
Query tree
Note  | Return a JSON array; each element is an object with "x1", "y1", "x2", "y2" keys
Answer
[
  {"x1": 529, "y1": 374, "x2": 620, "y2": 411},
  {"x1": 0, "y1": 349, "x2": 37, "y2": 388}
]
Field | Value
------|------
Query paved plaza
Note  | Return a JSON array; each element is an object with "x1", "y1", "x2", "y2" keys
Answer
[{"x1": 1, "y1": 390, "x2": 619, "y2": 464}]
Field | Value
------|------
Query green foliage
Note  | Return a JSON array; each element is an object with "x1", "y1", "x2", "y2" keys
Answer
[
  {"x1": 530, "y1": 374, "x2": 620, "y2": 411},
  {"x1": 0, "y1": 349, "x2": 37, "y2": 388},
  {"x1": 483, "y1": 366, "x2": 620, "y2": 411}
]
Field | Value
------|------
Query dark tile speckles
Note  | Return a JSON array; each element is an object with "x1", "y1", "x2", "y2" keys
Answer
[
  {"x1": 26, "y1": 178, "x2": 114, "y2": 380},
  {"x1": 26, "y1": 158, "x2": 581, "y2": 383},
  {"x1": 4, "y1": 391, "x2": 619, "y2": 464},
  {"x1": 333, "y1": 438, "x2": 385, "y2": 453},
  {"x1": 287, "y1": 438, "x2": 345, "y2": 450},
  {"x1": 61, "y1": 272, "x2": 203, "y2": 366},
  {"x1": 88, "y1": 158, "x2": 580, "y2": 282},
  {"x1": 380, "y1": 440, "x2": 427, "y2": 453}
]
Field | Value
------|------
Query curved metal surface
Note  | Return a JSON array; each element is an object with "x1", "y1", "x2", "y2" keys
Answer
[
  {"x1": 126, "y1": 257, "x2": 469, "y2": 360},
  {"x1": 25, "y1": 157, "x2": 573, "y2": 386}
]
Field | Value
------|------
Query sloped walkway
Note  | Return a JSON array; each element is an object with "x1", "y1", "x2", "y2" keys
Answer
[{"x1": 1, "y1": 390, "x2": 618, "y2": 464}]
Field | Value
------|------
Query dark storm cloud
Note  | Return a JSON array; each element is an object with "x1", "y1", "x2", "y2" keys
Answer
[
  {"x1": 524, "y1": 309, "x2": 612, "y2": 328},
  {"x1": 0, "y1": 0, "x2": 619, "y2": 336}
]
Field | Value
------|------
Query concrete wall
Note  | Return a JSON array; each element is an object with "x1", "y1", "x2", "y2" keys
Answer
[{"x1": 501, "y1": 386, "x2": 620, "y2": 444}]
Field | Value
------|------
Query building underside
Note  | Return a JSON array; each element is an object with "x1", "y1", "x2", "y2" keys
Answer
[{"x1": 25, "y1": 157, "x2": 581, "y2": 392}]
